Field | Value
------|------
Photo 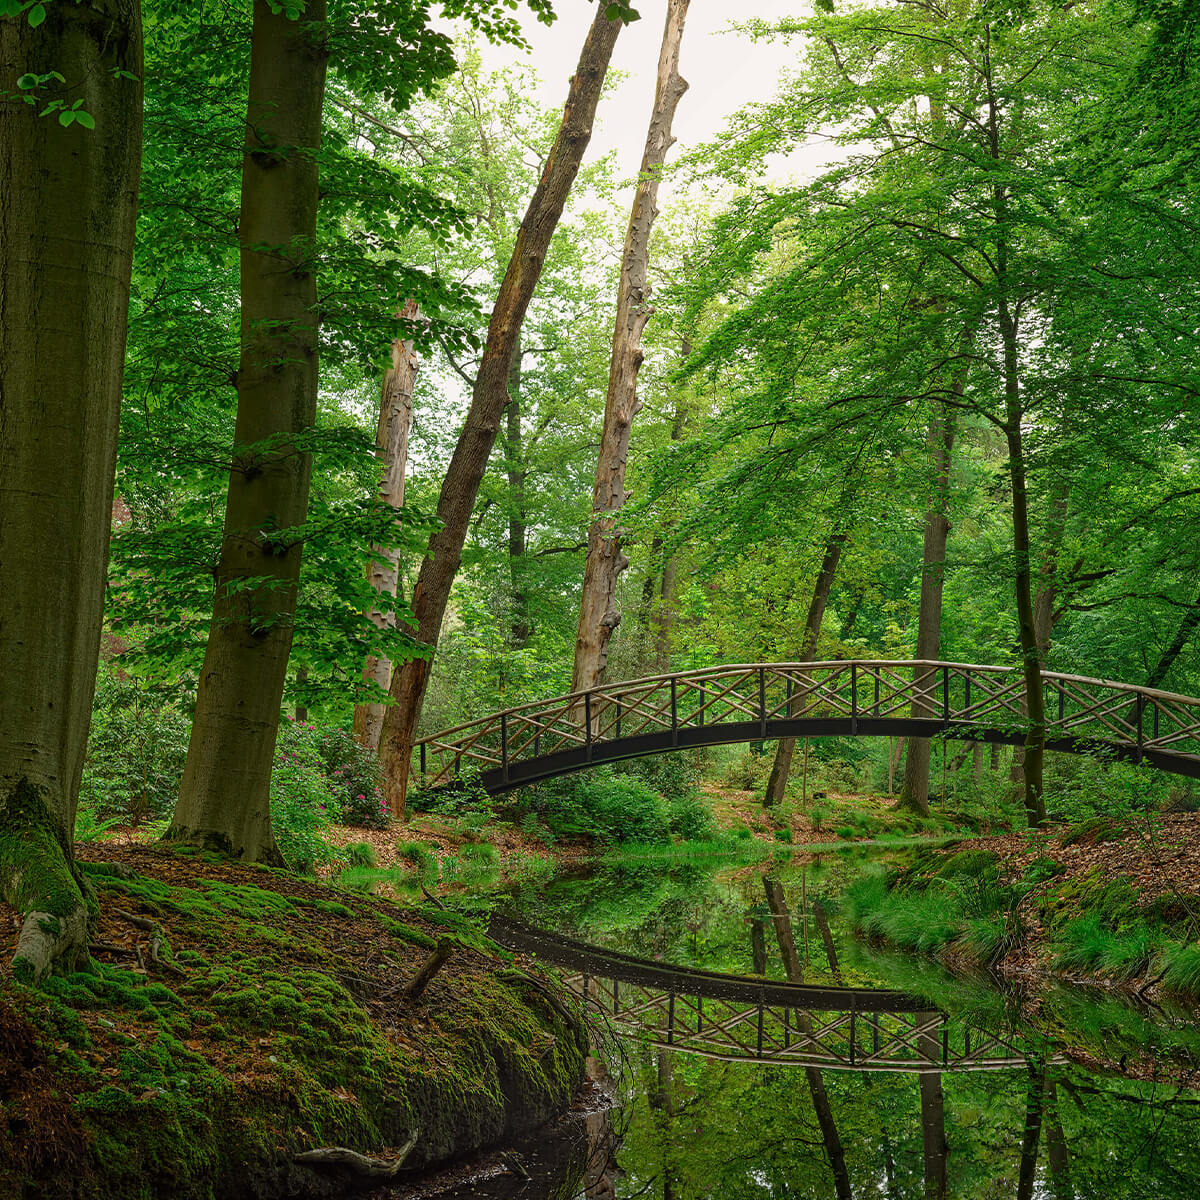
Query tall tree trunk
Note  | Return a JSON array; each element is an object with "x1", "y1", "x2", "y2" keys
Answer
[
  {"x1": 0, "y1": 0, "x2": 143, "y2": 980},
  {"x1": 750, "y1": 912, "x2": 768, "y2": 974},
  {"x1": 505, "y1": 334, "x2": 532, "y2": 648},
  {"x1": 377, "y1": 5, "x2": 625, "y2": 816},
  {"x1": 354, "y1": 299, "x2": 420, "y2": 750},
  {"x1": 651, "y1": 353, "x2": 691, "y2": 670},
  {"x1": 1017, "y1": 1062, "x2": 1047, "y2": 1200},
  {"x1": 764, "y1": 530, "x2": 847, "y2": 805},
  {"x1": 897, "y1": 402, "x2": 958, "y2": 816},
  {"x1": 572, "y1": 0, "x2": 689, "y2": 694},
  {"x1": 1044, "y1": 1078, "x2": 1072, "y2": 1198},
  {"x1": 764, "y1": 876, "x2": 852, "y2": 1200},
  {"x1": 168, "y1": 0, "x2": 328, "y2": 862},
  {"x1": 918, "y1": 1027, "x2": 949, "y2": 1199}
]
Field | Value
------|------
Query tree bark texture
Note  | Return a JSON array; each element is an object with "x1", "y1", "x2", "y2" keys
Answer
[
  {"x1": 918, "y1": 1027, "x2": 949, "y2": 1199},
  {"x1": 897, "y1": 402, "x2": 958, "y2": 816},
  {"x1": 571, "y1": 0, "x2": 690, "y2": 695},
  {"x1": 377, "y1": 4, "x2": 625, "y2": 816},
  {"x1": 505, "y1": 334, "x2": 532, "y2": 648},
  {"x1": 0, "y1": 1, "x2": 143, "y2": 980},
  {"x1": 764, "y1": 530, "x2": 847, "y2": 804},
  {"x1": 354, "y1": 299, "x2": 420, "y2": 750},
  {"x1": 169, "y1": 1, "x2": 328, "y2": 862}
]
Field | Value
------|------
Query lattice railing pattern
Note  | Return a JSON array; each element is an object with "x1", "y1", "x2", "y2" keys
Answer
[
  {"x1": 413, "y1": 660, "x2": 1200, "y2": 789},
  {"x1": 566, "y1": 972, "x2": 1032, "y2": 1073}
]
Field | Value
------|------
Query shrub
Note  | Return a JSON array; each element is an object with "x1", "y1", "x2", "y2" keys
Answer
[
  {"x1": 80, "y1": 674, "x2": 191, "y2": 823},
  {"x1": 809, "y1": 807, "x2": 826, "y2": 831},
  {"x1": 773, "y1": 828, "x2": 793, "y2": 843},
  {"x1": 343, "y1": 841, "x2": 377, "y2": 869},
  {"x1": 270, "y1": 728, "x2": 341, "y2": 873},
  {"x1": 396, "y1": 840, "x2": 439, "y2": 881},
  {"x1": 1052, "y1": 913, "x2": 1157, "y2": 980},
  {"x1": 836, "y1": 825, "x2": 856, "y2": 839},
  {"x1": 313, "y1": 725, "x2": 389, "y2": 829},
  {"x1": 667, "y1": 792, "x2": 714, "y2": 841},
  {"x1": 721, "y1": 747, "x2": 772, "y2": 791},
  {"x1": 616, "y1": 752, "x2": 699, "y2": 804},
  {"x1": 462, "y1": 842, "x2": 500, "y2": 867},
  {"x1": 571, "y1": 774, "x2": 670, "y2": 844}
]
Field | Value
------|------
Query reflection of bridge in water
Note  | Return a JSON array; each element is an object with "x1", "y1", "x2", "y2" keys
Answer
[
  {"x1": 417, "y1": 659, "x2": 1200, "y2": 793},
  {"x1": 492, "y1": 918, "x2": 1052, "y2": 1075}
]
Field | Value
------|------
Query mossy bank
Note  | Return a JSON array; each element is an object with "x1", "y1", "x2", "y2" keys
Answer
[
  {"x1": 841, "y1": 812, "x2": 1200, "y2": 1004},
  {"x1": 0, "y1": 844, "x2": 588, "y2": 1200}
]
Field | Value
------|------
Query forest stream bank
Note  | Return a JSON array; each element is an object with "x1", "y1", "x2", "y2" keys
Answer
[{"x1": 0, "y1": 844, "x2": 588, "y2": 1200}]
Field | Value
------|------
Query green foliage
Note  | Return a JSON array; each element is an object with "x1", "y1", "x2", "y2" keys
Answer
[
  {"x1": 270, "y1": 722, "x2": 341, "y2": 873},
  {"x1": 79, "y1": 673, "x2": 190, "y2": 824},
  {"x1": 667, "y1": 791, "x2": 715, "y2": 841},
  {"x1": 343, "y1": 841, "x2": 378, "y2": 868},
  {"x1": 1052, "y1": 913, "x2": 1159, "y2": 980},
  {"x1": 773, "y1": 827, "x2": 793, "y2": 843},
  {"x1": 1162, "y1": 944, "x2": 1200, "y2": 1000},
  {"x1": 396, "y1": 840, "x2": 439, "y2": 881},
  {"x1": 311, "y1": 723, "x2": 388, "y2": 829}
]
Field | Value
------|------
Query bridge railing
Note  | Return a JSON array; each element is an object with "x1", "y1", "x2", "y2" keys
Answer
[{"x1": 413, "y1": 660, "x2": 1200, "y2": 789}]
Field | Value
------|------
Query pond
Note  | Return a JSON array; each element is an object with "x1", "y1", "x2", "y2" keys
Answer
[{"x1": 395, "y1": 846, "x2": 1200, "y2": 1199}]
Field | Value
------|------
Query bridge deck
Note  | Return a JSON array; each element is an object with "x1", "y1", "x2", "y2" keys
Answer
[{"x1": 415, "y1": 660, "x2": 1200, "y2": 794}]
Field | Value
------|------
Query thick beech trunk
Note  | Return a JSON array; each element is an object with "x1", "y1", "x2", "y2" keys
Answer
[
  {"x1": 354, "y1": 299, "x2": 420, "y2": 750},
  {"x1": 897, "y1": 404, "x2": 958, "y2": 816},
  {"x1": 764, "y1": 531, "x2": 847, "y2": 805},
  {"x1": 378, "y1": 5, "x2": 624, "y2": 816},
  {"x1": 572, "y1": 0, "x2": 689, "y2": 694},
  {"x1": 0, "y1": 1, "x2": 143, "y2": 980},
  {"x1": 168, "y1": 1, "x2": 328, "y2": 862}
]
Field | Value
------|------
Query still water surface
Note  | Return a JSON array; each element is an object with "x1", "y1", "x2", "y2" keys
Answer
[{"x1": 394, "y1": 847, "x2": 1200, "y2": 1199}]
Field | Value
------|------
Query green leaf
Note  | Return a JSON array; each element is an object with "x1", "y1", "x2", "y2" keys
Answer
[
  {"x1": 16, "y1": 73, "x2": 38, "y2": 89},
  {"x1": 75, "y1": 109, "x2": 95, "y2": 129},
  {"x1": 27, "y1": 3, "x2": 46, "y2": 27},
  {"x1": 57, "y1": 110, "x2": 74, "y2": 126}
]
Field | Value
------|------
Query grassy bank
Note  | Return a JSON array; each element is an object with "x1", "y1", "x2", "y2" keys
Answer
[
  {"x1": 0, "y1": 844, "x2": 587, "y2": 1200},
  {"x1": 840, "y1": 813, "x2": 1200, "y2": 1003}
]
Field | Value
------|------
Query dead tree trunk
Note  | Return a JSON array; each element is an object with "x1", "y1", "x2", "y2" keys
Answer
[
  {"x1": 764, "y1": 530, "x2": 847, "y2": 805},
  {"x1": 377, "y1": 5, "x2": 626, "y2": 816},
  {"x1": 354, "y1": 300, "x2": 420, "y2": 751},
  {"x1": 169, "y1": 0, "x2": 328, "y2": 863},
  {"x1": 0, "y1": 0, "x2": 143, "y2": 980},
  {"x1": 897, "y1": 403, "x2": 958, "y2": 816},
  {"x1": 571, "y1": 0, "x2": 690, "y2": 694}
]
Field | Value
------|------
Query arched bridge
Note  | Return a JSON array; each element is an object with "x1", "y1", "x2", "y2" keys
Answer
[
  {"x1": 414, "y1": 660, "x2": 1200, "y2": 792},
  {"x1": 492, "y1": 917, "x2": 1052, "y2": 1073}
]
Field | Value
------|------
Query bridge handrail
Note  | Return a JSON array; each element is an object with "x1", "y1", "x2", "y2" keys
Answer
[
  {"x1": 415, "y1": 659, "x2": 1200, "y2": 747},
  {"x1": 490, "y1": 915, "x2": 930, "y2": 1013}
]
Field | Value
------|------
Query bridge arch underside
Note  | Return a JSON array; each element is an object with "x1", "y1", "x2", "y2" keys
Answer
[{"x1": 464, "y1": 717, "x2": 1200, "y2": 796}]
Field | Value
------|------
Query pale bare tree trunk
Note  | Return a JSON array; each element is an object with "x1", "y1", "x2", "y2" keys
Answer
[
  {"x1": 168, "y1": 1, "x2": 328, "y2": 862},
  {"x1": 897, "y1": 403, "x2": 958, "y2": 816},
  {"x1": 0, "y1": 0, "x2": 143, "y2": 980},
  {"x1": 572, "y1": 0, "x2": 690, "y2": 694},
  {"x1": 651, "y1": 380, "x2": 690, "y2": 671},
  {"x1": 378, "y1": 5, "x2": 625, "y2": 816},
  {"x1": 764, "y1": 531, "x2": 847, "y2": 805},
  {"x1": 354, "y1": 300, "x2": 420, "y2": 750}
]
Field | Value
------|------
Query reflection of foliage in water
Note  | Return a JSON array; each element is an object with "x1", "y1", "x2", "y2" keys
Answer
[{"x1": 497, "y1": 845, "x2": 1200, "y2": 1199}]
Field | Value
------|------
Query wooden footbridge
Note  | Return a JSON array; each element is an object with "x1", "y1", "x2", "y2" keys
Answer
[
  {"x1": 414, "y1": 660, "x2": 1200, "y2": 793},
  {"x1": 492, "y1": 917, "x2": 1048, "y2": 1074}
]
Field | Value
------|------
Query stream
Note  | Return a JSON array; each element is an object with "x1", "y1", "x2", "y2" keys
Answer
[{"x1": 389, "y1": 845, "x2": 1200, "y2": 1199}]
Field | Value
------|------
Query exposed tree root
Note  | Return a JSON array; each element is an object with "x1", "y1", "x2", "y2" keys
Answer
[{"x1": 293, "y1": 1131, "x2": 419, "y2": 1177}]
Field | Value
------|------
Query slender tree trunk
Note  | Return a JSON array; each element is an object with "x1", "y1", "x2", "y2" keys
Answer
[
  {"x1": 765, "y1": 531, "x2": 847, "y2": 805},
  {"x1": 354, "y1": 300, "x2": 420, "y2": 750},
  {"x1": 1044, "y1": 1078, "x2": 1072, "y2": 1198},
  {"x1": 764, "y1": 876, "x2": 852, "y2": 1200},
  {"x1": 168, "y1": 1, "x2": 328, "y2": 862},
  {"x1": 652, "y1": 366, "x2": 691, "y2": 670},
  {"x1": 897, "y1": 403, "x2": 958, "y2": 816},
  {"x1": 572, "y1": 0, "x2": 689, "y2": 694},
  {"x1": 1017, "y1": 1062, "x2": 1047, "y2": 1200},
  {"x1": 377, "y1": 5, "x2": 625, "y2": 816},
  {"x1": 750, "y1": 913, "x2": 768, "y2": 974},
  {"x1": 918, "y1": 1027, "x2": 949, "y2": 1199},
  {"x1": 505, "y1": 334, "x2": 533, "y2": 648},
  {"x1": 1145, "y1": 586, "x2": 1200, "y2": 690},
  {"x1": 0, "y1": 0, "x2": 143, "y2": 980}
]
